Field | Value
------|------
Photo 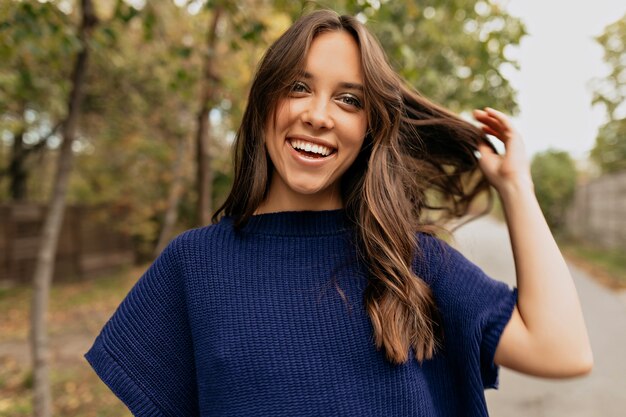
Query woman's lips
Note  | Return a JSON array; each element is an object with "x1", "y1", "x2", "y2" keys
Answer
[
  {"x1": 287, "y1": 138, "x2": 335, "y2": 157},
  {"x1": 286, "y1": 140, "x2": 336, "y2": 166}
]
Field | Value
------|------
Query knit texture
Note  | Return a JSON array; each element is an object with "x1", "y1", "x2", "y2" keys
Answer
[{"x1": 85, "y1": 209, "x2": 517, "y2": 417}]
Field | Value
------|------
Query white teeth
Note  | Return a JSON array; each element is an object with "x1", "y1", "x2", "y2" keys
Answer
[{"x1": 289, "y1": 139, "x2": 333, "y2": 156}]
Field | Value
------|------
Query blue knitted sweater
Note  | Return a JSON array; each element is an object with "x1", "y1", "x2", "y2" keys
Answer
[{"x1": 85, "y1": 209, "x2": 517, "y2": 417}]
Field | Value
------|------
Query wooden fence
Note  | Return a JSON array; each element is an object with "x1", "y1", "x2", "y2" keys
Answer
[
  {"x1": 566, "y1": 171, "x2": 626, "y2": 250},
  {"x1": 0, "y1": 203, "x2": 134, "y2": 284}
]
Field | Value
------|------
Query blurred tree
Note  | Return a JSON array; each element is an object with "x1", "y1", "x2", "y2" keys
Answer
[
  {"x1": 191, "y1": 0, "x2": 272, "y2": 226},
  {"x1": 590, "y1": 13, "x2": 626, "y2": 174},
  {"x1": 68, "y1": 0, "x2": 269, "y2": 254},
  {"x1": 71, "y1": 0, "x2": 201, "y2": 256},
  {"x1": 195, "y1": 4, "x2": 224, "y2": 226},
  {"x1": 0, "y1": 1, "x2": 76, "y2": 200},
  {"x1": 530, "y1": 150, "x2": 577, "y2": 231},
  {"x1": 30, "y1": 2, "x2": 97, "y2": 416}
]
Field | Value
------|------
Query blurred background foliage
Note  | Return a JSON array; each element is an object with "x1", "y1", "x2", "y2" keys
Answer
[
  {"x1": 530, "y1": 149, "x2": 577, "y2": 231},
  {"x1": 0, "y1": 0, "x2": 526, "y2": 257},
  {"x1": 1, "y1": 1, "x2": 623, "y2": 259},
  {"x1": 590, "y1": 13, "x2": 626, "y2": 174}
]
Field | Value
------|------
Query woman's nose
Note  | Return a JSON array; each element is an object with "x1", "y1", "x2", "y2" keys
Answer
[{"x1": 302, "y1": 98, "x2": 334, "y2": 130}]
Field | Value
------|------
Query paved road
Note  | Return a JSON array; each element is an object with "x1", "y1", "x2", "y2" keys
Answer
[{"x1": 453, "y1": 216, "x2": 626, "y2": 417}]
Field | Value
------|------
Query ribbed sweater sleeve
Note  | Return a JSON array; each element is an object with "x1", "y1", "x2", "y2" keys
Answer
[
  {"x1": 85, "y1": 235, "x2": 198, "y2": 417},
  {"x1": 415, "y1": 234, "x2": 517, "y2": 390}
]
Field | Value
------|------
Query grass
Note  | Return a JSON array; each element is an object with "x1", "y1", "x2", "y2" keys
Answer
[
  {"x1": 0, "y1": 266, "x2": 139, "y2": 342},
  {"x1": 0, "y1": 266, "x2": 143, "y2": 417},
  {"x1": 0, "y1": 357, "x2": 133, "y2": 417},
  {"x1": 559, "y1": 239, "x2": 626, "y2": 289}
]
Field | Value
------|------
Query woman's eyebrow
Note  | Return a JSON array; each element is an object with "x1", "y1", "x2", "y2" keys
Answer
[
  {"x1": 301, "y1": 71, "x2": 364, "y2": 91},
  {"x1": 340, "y1": 82, "x2": 364, "y2": 91}
]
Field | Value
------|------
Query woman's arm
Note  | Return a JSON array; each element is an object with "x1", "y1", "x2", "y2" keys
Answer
[{"x1": 473, "y1": 107, "x2": 593, "y2": 378}]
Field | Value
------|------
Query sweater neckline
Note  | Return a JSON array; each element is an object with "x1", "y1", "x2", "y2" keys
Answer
[{"x1": 227, "y1": 209, "x2": 351, "y2": 237}]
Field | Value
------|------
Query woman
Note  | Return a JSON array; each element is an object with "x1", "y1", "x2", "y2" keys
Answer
[{"x1": 86, "y1": 9, "x2": 592, "y2": 416}]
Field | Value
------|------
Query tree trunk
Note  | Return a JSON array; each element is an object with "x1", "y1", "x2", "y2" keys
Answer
[
  {"x1": 154, "y1": 135, "x2": 187, "y2": 256},
  {"x1": 9, "y1": 129, "x2": 28, "y2": 200},
  {"x1": 4, "y1": 120, "x2": 61, "y2": 200},
  {"x1": 30, "y1": 2, "x2": 97, "y2": 416},
  {"x1": 195, "y1": 6, "x2": 223, "y2": 226}
]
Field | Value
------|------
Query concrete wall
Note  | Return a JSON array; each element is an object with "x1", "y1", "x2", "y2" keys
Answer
[{"x1": 566, "y1": 171, "x2": 626, "y2": 250}]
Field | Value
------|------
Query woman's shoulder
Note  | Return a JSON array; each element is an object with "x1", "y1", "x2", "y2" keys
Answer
[
  {"x1": 159, "y1": 218, "x2": 236, "y2": 262},
  {"x1": 413, "y1": 232, "x2": 481, "y2": 285},
  {"x1": 415, "y1": 232, "x2": 453, "y2": 266},
  {"x1": 414, "y1": 231, "x2": 515, "y2": 306}
]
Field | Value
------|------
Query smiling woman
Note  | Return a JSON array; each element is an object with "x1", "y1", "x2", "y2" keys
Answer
[
  {"x1": 85, "y1": 8, "x2": 592, "y2": 417},
  {"x1": 260, "y1": 30, "x2": 368, "y2": 213}
]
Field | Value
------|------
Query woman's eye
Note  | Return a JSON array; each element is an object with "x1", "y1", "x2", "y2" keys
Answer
[
  {"x1": 290, "y1": 81, "x2": 309, "y2": 94},
  {"x1": 338, "y1": 94, "x2": 363, "y2": 109}
]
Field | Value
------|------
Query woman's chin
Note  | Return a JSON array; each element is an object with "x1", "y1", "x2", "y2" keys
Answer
[{"x1": 289, "y1": 182, "x2": 333, "y2": 197}]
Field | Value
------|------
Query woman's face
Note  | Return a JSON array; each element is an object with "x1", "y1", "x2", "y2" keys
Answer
[{"x1": 262, "y1": 30, "x2": 368, "y2": 212}]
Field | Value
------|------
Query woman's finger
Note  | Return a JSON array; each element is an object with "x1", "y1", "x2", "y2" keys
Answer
[
  {"x1": 485, "y1": 107, "x2": 513, "y2": 133},
  {"x1": 478, "y1": 125, "x2": 500, "y2": 138},
  {"x1": 483, "y1": 109, "x2": 520, "y2": 146},
  {"x1": 473, "y1": 109, "x2": 507, "y2": 137}
]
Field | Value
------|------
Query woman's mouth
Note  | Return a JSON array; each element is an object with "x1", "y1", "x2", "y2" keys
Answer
[{"x1": 287, "y1": 138, "x2": 336, "y2": 159}]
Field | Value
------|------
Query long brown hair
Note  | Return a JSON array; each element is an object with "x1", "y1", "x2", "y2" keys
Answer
[{"x1": 213, "y1": 10, "x2": 491, "y2": 364}]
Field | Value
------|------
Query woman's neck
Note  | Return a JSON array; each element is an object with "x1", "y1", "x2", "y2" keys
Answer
[{"x1": 255, "y1": 180, "x2": 343, "y2": 215}]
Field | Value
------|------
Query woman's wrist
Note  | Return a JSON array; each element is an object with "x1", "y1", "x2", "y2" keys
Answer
[{"x1": 495, "y1": 174, "x2": 535, "y2": 203}]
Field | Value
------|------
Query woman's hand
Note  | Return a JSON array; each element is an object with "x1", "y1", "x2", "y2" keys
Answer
[{"x1": 472, "y1": 107, "x2": 533, "y2": 195}]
